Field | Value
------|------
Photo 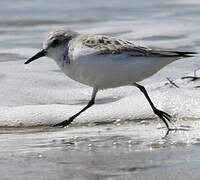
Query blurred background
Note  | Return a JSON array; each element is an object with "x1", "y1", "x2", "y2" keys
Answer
[{"x1": 1, "y1": 0, "x2": 200, "y2": 51}]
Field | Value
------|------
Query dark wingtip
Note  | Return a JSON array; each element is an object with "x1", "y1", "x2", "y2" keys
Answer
[
  {"x1": 180, "y1": 51, "x2": 198, "y2": 57},
  {"x1": 151, "y1": 49, "x2": 198, "y2": 58}
]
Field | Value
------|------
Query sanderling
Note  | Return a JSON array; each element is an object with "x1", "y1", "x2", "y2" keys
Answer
[{"x1": 24, "y1": 29, "x2": 196, "y2": 130}]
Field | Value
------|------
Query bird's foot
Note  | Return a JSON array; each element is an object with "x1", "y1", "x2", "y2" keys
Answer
[
  {"x1": 53, "y1": 119, "x2": 72, "y2": 127},
  {"x1": 53, "y1": 114, "x2": 77, "y2": 127},
  {"x1": 153, "y1": 108, "x2": 171, "y2": 130}
]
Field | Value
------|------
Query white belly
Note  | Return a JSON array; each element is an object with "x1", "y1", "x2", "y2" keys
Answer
[{"x1": 57, "y1": 55, "x2": 176, "y2": 89}]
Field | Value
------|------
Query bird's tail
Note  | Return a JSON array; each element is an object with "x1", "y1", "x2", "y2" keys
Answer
[
  {"x1": 166, "y1": 50, "x2": 198, "y2": 57},
  {"x1": 151, "y1": 49, "x2": 198, "y2": 57}
]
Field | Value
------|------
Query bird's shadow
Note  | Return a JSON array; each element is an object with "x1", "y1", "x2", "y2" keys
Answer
[{"x1": 69, "y1": 97, "x2": 122, "y2": 105}]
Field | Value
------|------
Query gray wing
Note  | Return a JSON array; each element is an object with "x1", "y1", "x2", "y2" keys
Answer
[{"x1": 82, "y1": 35, "x2": 196, "y2": 57}]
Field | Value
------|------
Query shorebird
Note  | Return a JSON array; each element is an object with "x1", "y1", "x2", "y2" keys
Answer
[{"x1": 24, "y1": 29, "x2": 196, "y2": 130}]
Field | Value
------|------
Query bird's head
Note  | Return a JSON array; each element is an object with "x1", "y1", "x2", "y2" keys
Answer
[{"x1": 24, "y1": 29, "x2": 78, "y2": 64}]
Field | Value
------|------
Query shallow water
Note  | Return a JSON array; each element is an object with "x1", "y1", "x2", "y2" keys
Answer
[
  {"x1": 1, "y1": 0, "x2": 200, "y2": 179},
  {"x1": 1, "y1": 120, "x2": 200, "y2": 180}
]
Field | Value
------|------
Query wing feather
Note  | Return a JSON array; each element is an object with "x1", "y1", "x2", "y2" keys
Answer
[{"x1": 70, "y1": 34, "x2": 196, "y2": 59}]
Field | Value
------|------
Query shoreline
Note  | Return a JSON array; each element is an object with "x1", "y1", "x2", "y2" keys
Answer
[{"x1": 0, "y1": 120, "x2": 200, "y2": 179}]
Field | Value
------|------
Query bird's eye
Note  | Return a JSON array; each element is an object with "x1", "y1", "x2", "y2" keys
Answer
[{"x1": 52, "y1": 39, "x2": 59, "y2": 47}]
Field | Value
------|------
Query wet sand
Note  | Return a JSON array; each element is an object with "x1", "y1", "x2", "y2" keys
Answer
[{"x1": 1, "y1": 119, "x2": 200, "y2": 180}]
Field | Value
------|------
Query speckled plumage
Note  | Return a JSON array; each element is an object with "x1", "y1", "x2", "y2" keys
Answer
[{"x1": 41, "y1": 30, "x2": 194, "y2": 89}]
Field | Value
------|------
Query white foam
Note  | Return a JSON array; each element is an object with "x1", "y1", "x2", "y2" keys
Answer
[
  {"x1": 0, "y1": 19, "x2": 200, "y2": 127},
  {"x1": 0, "y1": 53, "x2": 200, "y2": 127}
]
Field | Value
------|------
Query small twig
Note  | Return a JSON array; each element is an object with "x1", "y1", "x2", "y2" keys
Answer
[
  {"x1": 166, "y1": 77, "x2": 179, "y2": 88},
  {"x1": 181, "y1": 68, "x2": 200, "y2": 82},
  {"x1": 181, "y1": 76, "x2": 200, "y2": 81}
]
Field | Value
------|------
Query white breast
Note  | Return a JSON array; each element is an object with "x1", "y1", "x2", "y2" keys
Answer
[
  {"x1": 54, "y1": 38, "x2": 177, "y2": 89},
  {"x1": 56, "y1": 55, "x2": 175, "y2": 89}
]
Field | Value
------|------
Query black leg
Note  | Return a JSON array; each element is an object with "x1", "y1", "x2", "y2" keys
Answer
[
  {"x1": 54, "y1": 88, "x2": 98, "y2": 127},
  {"x1": 134, "y1": 83, "x2": 171, "y2": 130}
]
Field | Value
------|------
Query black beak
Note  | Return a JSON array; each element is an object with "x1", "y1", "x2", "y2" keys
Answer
[{"x1": 24, "y1": 49, "x2": 46, "y2": 64}]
